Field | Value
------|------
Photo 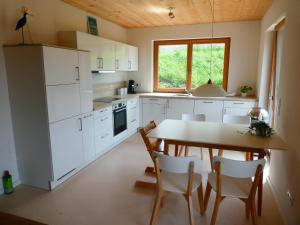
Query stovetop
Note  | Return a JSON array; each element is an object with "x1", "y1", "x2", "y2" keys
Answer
[{"x1": 94, "y1": 97, "x2": 122, "y2": 103}]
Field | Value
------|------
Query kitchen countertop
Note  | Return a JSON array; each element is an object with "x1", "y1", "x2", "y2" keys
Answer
[
  {"x1": 93, "y1": 92, "x2": 256, "y2": 111},
  {"x1": 139, "y1": 92, "x2": 257, "y2": 102}
]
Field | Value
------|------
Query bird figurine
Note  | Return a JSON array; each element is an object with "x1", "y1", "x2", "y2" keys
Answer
[{"x1": 15, "y1": 7, "x2": 33, "y2": 44}]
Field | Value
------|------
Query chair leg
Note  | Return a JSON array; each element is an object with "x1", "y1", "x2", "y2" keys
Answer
[
  {"x1": 160, "y1": 196, "x2": 164, "y2": 208},
  {"x1": 149, "y1": 191, "x2": 163, "y2": 225},
  {"x1": 175, "y1": 144, "x2": 179, "y2": 157},
  {"x1": 208, "y1": 148, "x2": 214, "y2": 171},
  {"x1": 197, "y1": 182, "x2": 205, "y2": 215},
  {"x1": 184, "y1": 145, "x2": 189, "y2": 157},
  {"x1": 218, "y1": 149, "x2": 223, "y2": 157},
  {"x1": 204, "y1": 182, "x2": 212, "y2": 212},
  {"x1": 250, "y1": 199, "x2": 258, "y2": 225},
  {"x1": 245, "y1": 201, "x2": 250, "y2": 219},
  {"x1": 186, "y1": 195, "x2": 195, "y2": 225},
  {"x1": 200, "y1": 147, "x2": 203, "y2": 160},
  {"x1": 210, "y1": 195, "x2": 222, "y2": 225}
]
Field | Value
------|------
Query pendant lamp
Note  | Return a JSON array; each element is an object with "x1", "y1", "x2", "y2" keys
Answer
[{"x1": 191, "y1": 0, "x2": 227, "y2": 97}]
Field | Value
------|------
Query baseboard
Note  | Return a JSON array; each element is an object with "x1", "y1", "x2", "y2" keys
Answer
[
  {"x1": 266, "y1": 177, "x2": 289, "y2": 225},
  {"x1": 0, "y1": 179, "x2": 21, "y2": 195}
]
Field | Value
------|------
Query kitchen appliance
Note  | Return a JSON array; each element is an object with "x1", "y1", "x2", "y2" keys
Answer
[
  {"x1": 113, "y1": 101, "x2": 127, "y2": 136},
  {"x1": 128, "y1": 80, "x2": 136, "y2": 94},
  {"x1": 117, "y1": 87, "x2": 128, "y2": 96},
  {"x1": 94, "y1": 97, "x2": 121, "y2": 103}
]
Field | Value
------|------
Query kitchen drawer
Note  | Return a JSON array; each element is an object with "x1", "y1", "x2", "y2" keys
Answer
[
  {"x1": 223, "y1": 107, "x2": 251, "y2": 116},
  {"x1": 194, "y1": 100, "x2": 223, "y2": 122},
  {"x1": 95, "y1": 131, "x2": 113, "y2": 154},
  {"x1": 94, "y1": 115, "x2": 112, "y2": 136},
  {"x1": 143, "y1": 97, "x2": 167, "y2": 105},
  {"x1": 127, "y1": 97, "x2": 138, "y2": 107},
  {"x1": 93, "y1": 106, "x2": 112, "y2": 119},
  {"x1": 224, "y1": 101, "x2": 256, "y2": 108}
]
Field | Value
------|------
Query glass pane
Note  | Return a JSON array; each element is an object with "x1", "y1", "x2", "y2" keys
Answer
[
  {"x1": 191, "y1": 43, "x2": 225, "y2": 88},
  {"x1": 158, "y1": 44, "x2": 188, "y2": 89}
]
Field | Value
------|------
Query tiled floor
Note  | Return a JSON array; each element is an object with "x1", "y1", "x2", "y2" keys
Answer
[{"x1": 0, "y1": 134, "x2": 284, "y2": 225}]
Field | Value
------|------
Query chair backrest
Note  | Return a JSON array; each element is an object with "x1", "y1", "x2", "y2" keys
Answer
[
  {"x1": 213, "y1": 156, "x2": 266, "y2": 178},
  {"x1": 182, "y1": 113, "x2": 206, "y2": 122},
  {"x1": 153, "y1": 152, "x2": 200, "y2": 174},
  {"x1": 223, "y1": 115, "x2": 251, "y2": 125},
  {"x1": 139, "y1": 120, "x2": 161, "y2": 152}
]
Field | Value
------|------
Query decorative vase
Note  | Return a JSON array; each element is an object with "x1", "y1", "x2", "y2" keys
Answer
[{"x1": 241, "y1": 92, "x2": 247, "y2": 98}]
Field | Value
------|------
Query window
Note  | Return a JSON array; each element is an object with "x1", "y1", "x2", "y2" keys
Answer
[{"x1": 153, "y1": 38, "x2": 230, "y2": 92}]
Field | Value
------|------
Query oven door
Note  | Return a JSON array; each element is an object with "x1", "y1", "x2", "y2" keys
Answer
[{"x1": 113, "y1": 106, "x2": 127, "y2": 136}]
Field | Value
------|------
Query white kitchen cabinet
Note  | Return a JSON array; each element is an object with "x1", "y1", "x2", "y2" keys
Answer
[
  {"x1": 4, "y1": 45, "x2": 94, "y2": 190},
  {"x1": 81, "y1": 113, "x2": 95, "y2": 162},
  {"x1": 127, "y1": 97, "x2": 139, "y2": 131},
  {"x1": 46, "y1": 84, "x2": 81, "y2": 123},
  {"x1": 128, "y1": 45, "x2": 138, "y2": 71},
  {"x1": 49, "y1": 115, "x2": 83, "y2": 180},
  {"x1": 115, "y1": 42, "x2": 129, "y2": 71},
  {"x1": 194, "y1": 100, "x2": 224, "y2": 122},
  {"x1": 166, "y1": 99, "x2": 195, "y2": 119},
  {"x1": 223, "y1": 100, "x2": 256, "y2": 120},
  {"x1": 58, "y1": 31, "x2": 116, "y2": 71},
  {"x1": 43, "y1": 47, "x2": 79, "y2": 85},
  {"x1": 142, "y1": 98, "x2": 167, "y2": 126},
  {"x1": 78, "y1": 51, "x2": 93, "y2": 113},
  {"x1": 94, "y1": 107, "x2": 113, "y2": 155}
]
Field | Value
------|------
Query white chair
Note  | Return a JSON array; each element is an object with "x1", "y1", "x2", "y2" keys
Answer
[
  {"x1": 204, "y1": 156, "x2": 266, "y2": 225},
  {"x1": 180, "y1": 113, "x2": 206, "y2": 159},
  {"x1": 223, "y1": 114, "x2": 251, "y2": 125},
  {"x1": 150, "y1": 153, "x2": 204, "y2": 225},
  {"x1": 222, "y1": 115, "x2": 252, "y2": 160}
]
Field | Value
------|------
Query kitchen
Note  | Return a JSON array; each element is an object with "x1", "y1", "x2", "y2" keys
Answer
[{"x1": 0, "y1": 0, "x2": 299, "y2": 225}]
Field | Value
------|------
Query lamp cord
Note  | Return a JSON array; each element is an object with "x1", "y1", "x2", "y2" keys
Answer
[{"x1": 209, "y1": 0, "x2": 215, "y2": 80}]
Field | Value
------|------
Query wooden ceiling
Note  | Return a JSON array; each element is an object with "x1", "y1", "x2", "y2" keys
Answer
[{"x1": 63, "y1": 0, "x2": 272, "y2": 28}]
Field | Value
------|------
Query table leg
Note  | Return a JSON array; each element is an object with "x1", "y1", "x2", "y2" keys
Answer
[
  {"x1": 209, "y1": 148, "x2": 214, "y2": 171},
  {"x1": 163, "y1": 140, "x2": 169, "y2": 155},
  {"x1": 257, "y1": 151, "x2": 265, "y2": 216}
]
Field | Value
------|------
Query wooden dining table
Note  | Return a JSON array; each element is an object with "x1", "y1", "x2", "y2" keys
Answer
[{"x1": 147, "y1": 119, "x2": 288, "y2": 216}]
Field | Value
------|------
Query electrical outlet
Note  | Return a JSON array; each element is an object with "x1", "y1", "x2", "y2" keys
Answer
[{"x1": 287, "y1": 190, "x2": 295, "y2": 206}]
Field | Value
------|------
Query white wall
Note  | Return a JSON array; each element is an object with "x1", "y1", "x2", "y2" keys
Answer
[
  {"x1": 257, "y1": 0, "x2": 300, "y2": 224},
  {"x1": 127, "y1": 21, "x2": 261, "y2": 93},
  {"x1": 0, "y1": 0, "x2": 127, "y2": 193}
]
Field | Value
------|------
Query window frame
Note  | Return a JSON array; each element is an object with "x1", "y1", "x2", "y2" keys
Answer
[{"x1": 153, "y1": 37, "x2": 231, "y2": 93}]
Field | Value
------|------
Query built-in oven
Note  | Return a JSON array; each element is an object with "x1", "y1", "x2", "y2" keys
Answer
[{"x1": 113, "y1": 101, "x2": 127, "y2": 136}]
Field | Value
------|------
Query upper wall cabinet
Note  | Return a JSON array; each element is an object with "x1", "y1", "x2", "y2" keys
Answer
[
  {"x1": 128, "y1": 45, "x2": 138, "y2": 71},
  {"x1": 58, "y1": 31, "x2": 138, "y2": 72}
]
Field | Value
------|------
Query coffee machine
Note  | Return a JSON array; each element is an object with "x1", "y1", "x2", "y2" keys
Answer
[{"x1": 128, "y1": 80, "x2": 136, "y2": 94}]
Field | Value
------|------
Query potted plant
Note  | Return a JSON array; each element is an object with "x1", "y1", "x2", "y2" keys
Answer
[{"x1": 240, "y1": 85, "x2": 252, "y2": 97}]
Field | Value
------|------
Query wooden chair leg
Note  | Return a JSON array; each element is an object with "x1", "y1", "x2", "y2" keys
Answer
[
  {"x1": 210, "y1": 195, "x2": 222, "y2": 225},
  {"x1": 160, "y1": 196, "x2": 164, "y2": 208},
  {"x1": 245, "y1": 201, "x2": 250, "y2": 219},
  {"x1": 186, "y1": 195, "x2": 195, "y2": 225},
  {"x1": 184, "y1": 145, "x2": 189, "y2": 156},
  {"x1": 208, "y1": 148, "x2": 214, "y2": 171},
  {"x1": 149, "y1": 191, "x2": 163, "y2": 225},
  {"x1": 204, "y1": 182, "x2": 212, "y2": 211},
  {"x1": 197, "y1": 182, "x2": 204, "y2": 215},
  {"x1": 200, "y1": 147, "x2": 203, "y2": 160},
  {"x1": 250, "y1": 199, "x2": 258, "y2": 225},
  {"x1": 175, "y1": 144, "x2": 179, "y2": 157},
  {"x1": 178, "y1": 145, "x2": 185, "y2": 156},
  {"x1": 217, "y1": 149, "x2": 223, "y2": 157}
]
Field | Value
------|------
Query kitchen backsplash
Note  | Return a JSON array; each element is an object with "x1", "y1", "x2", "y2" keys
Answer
[{"x1": 93, "y1": 81, "x2": 127, "y2": 99}]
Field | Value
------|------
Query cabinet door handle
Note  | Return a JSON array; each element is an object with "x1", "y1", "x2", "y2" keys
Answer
[
  {"x1": 100, "y1": 117, "x2": 108, "y2": 122},
  {"x1": 78, "y1": 118, "x2": 83, "y2": 131},
  {"x1": 131, "y1": 119, "x2": 136, "y2": 123},
  {"x1": 233, "y1": 102, "x2": 244, "y2": 105},
  {"x1": 203, "y1": 101, "x2": 213, "y2": 104},
  {"x1": 83, "y1": 114, "x2": 93, "y2": 119},
  {"x1": 115, "y1": 59, "x2": 119, "y2": 69},
  {"x1": 75, "y1": 66, "x2": 80, "y2": 81},
  {"x1": 130, "y1": 106, "x2": 137, "y2": 110},
  {"x1": 148, "y1": 98, "x2": 158, "y2": 101}
]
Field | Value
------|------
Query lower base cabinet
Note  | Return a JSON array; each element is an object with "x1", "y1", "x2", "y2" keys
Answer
[
  {"x1": 82, "y1": 112, "x2": 95, "y2": 162},
  {"x1": 49, "y1": 115, "x2": 84, "y2": 181}
]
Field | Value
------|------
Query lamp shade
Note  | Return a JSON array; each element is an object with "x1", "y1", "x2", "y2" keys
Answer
[{"x1": 190, "y1": 80, "x2": 227, "y2": 97}]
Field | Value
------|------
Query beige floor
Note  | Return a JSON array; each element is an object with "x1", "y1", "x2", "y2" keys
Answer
[{"x1": 0, "y1": 134, "x2": 284, "y2": 225}]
